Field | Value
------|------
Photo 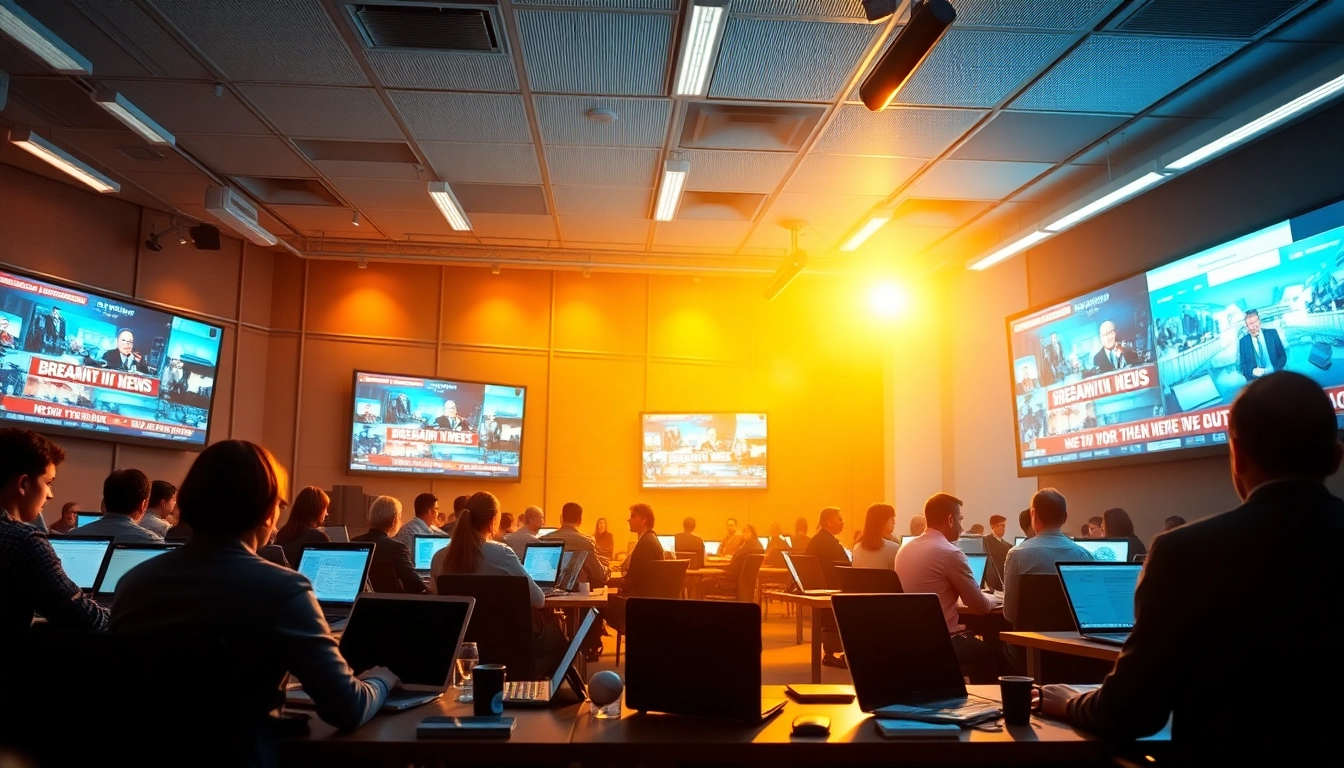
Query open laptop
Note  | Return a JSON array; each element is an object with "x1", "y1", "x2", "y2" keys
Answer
[
  {"x1": 551, "y1": 550, "x2": 589, "y2": 594},
  {"x1": 955, "y1": 535, "x2": 985, "y2": 555},
  {"x1": 91, "y1": 543, "x2": 180, "y2": 603},
  {"x1": 412, "y1": 534, "x2": 451, "y2": 573},
  {"x1": 292, "y1": 593, "x2": 474, "y2": 712},
  {"x1": 49, "y1": 535, "x2": 114, "y2": 591},
  {"x1": 780, "y1": 552, "x2": 840, "y2": 595},
  {"x1": 703, "y1": 540, "x2": 721, "y2": 556},
  {"x1": 74, "y1": 512, "x2": 102, "y2": 529},
  {"x1": 833, "y1": 593, "x2": 1001, "y2": 725},
  {"x1": 1056, "y1": 562, "x2": 1142, "y2": 646},
  {"x1": 1015, "y1": 536, "x2": 1027, "y2": 546},
  {"x1": 521, "y1": 541, "x2": 565, "y2": 590},
  {"x1": 625, "y1": 598, "x2": 786, "y2": 722},
  {"x1": 966, "y1": 553, "x2": 989, "y2": 588},
  {"x1": 503, "y1": 608, "x2": 596, "y2": 707},
  {"x1": 655, "y1": 534, "x2": 675, "y2": 552},
  {"x1": 538, "y1": 527, "x2": 558, "y2": 537},
  {"x1": 901, "y1": 534, "x2": 918, "y2": 546},
  {"x1": 1075, "y1": 537, "x2": 1131, "y2": 563},
  {"x1": 295, "y1": 542, "x2": 375, "y2": 629},
  {"x1": 321, "y1": 525, "x2": 350, "y2": 543}
]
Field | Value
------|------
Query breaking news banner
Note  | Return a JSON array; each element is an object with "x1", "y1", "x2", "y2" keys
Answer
[{"x1": 641, "y1": 413, "x2": 768, "y2": 489}]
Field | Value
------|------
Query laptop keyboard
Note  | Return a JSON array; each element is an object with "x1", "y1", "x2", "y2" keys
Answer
[{"x1": 504, "y1": 680, "x2": 549, "y2": 701}]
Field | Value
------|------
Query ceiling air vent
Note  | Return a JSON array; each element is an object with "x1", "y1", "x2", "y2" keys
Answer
[
  {"x1": 680, "y1": 102, "x2": 825, "y2": 153},
  {"x1": 350, "y1": 3, "x2": 500, "y2": 52},
  {"x1": 1106, "y1": 0, "x2": 1308, "y2": 39}
]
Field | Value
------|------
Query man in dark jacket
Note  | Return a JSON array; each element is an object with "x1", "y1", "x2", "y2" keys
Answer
[
  {"x1": 804, "y1": 507, "x2": 849, "y2": 668},
  {"x1": 352, "y1": 496, "x2": 426, "y2": 594}
]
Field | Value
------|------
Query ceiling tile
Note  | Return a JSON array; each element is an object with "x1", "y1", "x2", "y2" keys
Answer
[
  {"x1": 178, "y1": 135, "x2": 315, "y2": 177},
  {"x1": 951, "y1": 111, "x2": 1129, "y2": 163},
  {"x1": 49, "y1": 128, "x2": 199, "y2": 175},
  {"x1": 469, "y1": 214, "x2": 557, "y2": 240},
  {"x1": 237, "y1": 86, "x2": 403, "y2": 140},
  {"x1": 1274, "y1": 0, "x2": 1344, "y2": 42},
  {"x1": 1151, "y1": 40, "x2": 1341, "y2": 119},
  {"x1": 363, "y1": 208, "x2": 477, "y2": 240},
  {"x1": 518, "y1": 11, "x2": 671, "y2": 96},
  {"x1": 552, "y1": 185, "x2": 653, "y2": 217},
  {"x1": 330, "y1": 178, "x2": 437, "y2": 212},
  {"x1": 388, "y1": 91, "x2": 531, "y2": 143},
  {"x1": 99, "y1": 79, "x2": 273, "y2": 135},
  {"x1": 535, "y1": 96, "x2": 671, "y2": 148},
  {"x1": 653, "y1": 220, "x2": 752, "y2": 249},
  {"x1": 954, "y1": 0, "x2": 1117, "y2": 30},
  {"x1": 152, "y1": 0, "x2": 367, "y2": 85},
  {"x1": 120, "y1": 171, "x2": 212, "y2": 207},
  {"x1": 268, "y1": 205, "x2": 366, "y2": 236},
  {"x1": 858, "y1": 224, "x2": 952, "y2": 257},
  {"x1": 728, "y1": 0, "x2": 866, "y2": 20},
  {"x1": 454, "y1": 184, "x2": 549, "y2": 215},
  {"x1": 891, "y1": 29, "x2": 1075, "y2": 108},
  {"x1": 1011, "y1": 162, "x2": 1111, "y2": 205},
  {"x1": 907, "y1": 159, "x2": 1053, "y2": 200},
  {"x1": 312, "y1": 159, "x2": 424, "y2": 180},
  {"x1": 421, "y1": 142, "x2": 542, "y2": 185},
  {"x1": 559, "y1": 216, "x2": 651, "y2": 243},
  {"x1": 513, "y1": 0, "x2": 676, "y2": 10},
  {"x1": 366, "y1": 50, "x2": 519, "y2": 92},
  {"x1": 712, "y1": 19, "x2": 879, "y2": 102},
  {"x1": 683, "y1": 150, "x2": 796, "y2": 194},
  {"x1": 21, "y1": 0, "x2": 211, "y2": 78},
  {"x1": 889, "y1": 198, "x2": 992, "y2": 229},
  {"x1": 785, "y1": 155, "x2": 926, "y2": 196},
  {"x1": 7, "y1": 78, "x2": 126, "y2": 131},
  {"x1": 546, "y1": 146, "x2": 659, "y2": 187},
  {"x1": 753, "y1": 191, "x2": 885, "y2": 245},
  {"x1": 816, "y1": 106, "x2": 986, "y2": 158},
  {"x1": 1011, "y1": 35, "x2": 1247, "y2": 114},
  {"x1": 1071, "y1": 115, "x2": 1219, "y2": 169}
]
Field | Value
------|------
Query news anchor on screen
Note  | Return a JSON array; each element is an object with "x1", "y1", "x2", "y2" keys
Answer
[
  {"x1": 1092, "y1": 320, "x2": 1140, "y2": 373},
  {"x1": 433, "y1": 400, "x2": 472, "y2": 431},
  {"x1": 1238, "y1": 309, "x2": 1286, "y2": 381},
  {"x1": 100, "y1": 330, "x2": 148, "y2": 373}
]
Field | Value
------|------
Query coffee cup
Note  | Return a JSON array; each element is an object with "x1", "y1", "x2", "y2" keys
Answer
[
  {"x1": 473, "y1": 664, "x2": 507, "y2": 717},
  {"x1": 998, "y1": 675, "x2": 1042, "y2": 725}
]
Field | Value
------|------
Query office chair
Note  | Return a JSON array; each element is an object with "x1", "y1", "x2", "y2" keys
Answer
[
  {"x1": 436, "y1": 574, "x2": 539, "y2": 679},
  {"x1": 609, "y1": 558, "x2": 690, "y2": 665},
  {"x1": 836, "y1": 566, "x2": 903, "y2": 593}
]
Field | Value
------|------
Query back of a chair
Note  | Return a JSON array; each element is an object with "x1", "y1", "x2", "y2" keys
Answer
[
  {"x1": 676, "y1": 550, "x2": 704, "y2": 570},
  {"x1": 642, "y1": 558, "x2": 690, "y2": 598},
  {"x1": 836, "y1": 566, "x2": 903, "y2": 593},
  {"x1": 435, "y1": 574, "x2": 537, "y2": 678},
  {"x1": 1015, "y1": 573, "x2": 1075, "y2": 631},
  {"x1": 367, "y1": 560, "x2": 402, "y2": 593},
  {"x1": 736, "y1": 554, "x2": 765, "y2": 601}
]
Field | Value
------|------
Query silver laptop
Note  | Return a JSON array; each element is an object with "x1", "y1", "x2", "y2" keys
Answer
[
  {"x1": 1056, "y1": 562, "x2": 1142, "y2": 646},
  {"x1": 411, "y1": 534, "x2": 451, "y2": 573},
  {"x1": 503, "y1": 609, "x2": 597, "y2": 707},
  {"x1": 295, "y1": 542, "x2": 375, "y2": 629},
  {"x1": 49, "y1": 535, "x2": 114, "y2": 591},
  {"x1": 955, "y1": 535, "x2": 985, "y2": 555},
  {"x1": 521, "y1": 541, "x2": 565, "y2": 589},
  {"x1": 92, "y1": 543, "x2": 180, "y2": 602}
]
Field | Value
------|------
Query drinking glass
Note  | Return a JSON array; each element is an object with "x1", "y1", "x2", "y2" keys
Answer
[{"x1": 455, "y1": 642, "x2": 479, "y2": 703}]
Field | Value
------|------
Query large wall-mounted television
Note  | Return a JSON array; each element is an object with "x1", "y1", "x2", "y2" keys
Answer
[
  {"x1": 1008, "y1": 196, "x2": 1344, "y2": 475},
  {"x1": 348, "y1": 371, "x2": 525, "y2": 480},
  {"x1": 0, "y1": 266, "x2": 223, "y2": 449},
  {"x1": 641, "y1": 413, "x2": 768, "y2": 489}
]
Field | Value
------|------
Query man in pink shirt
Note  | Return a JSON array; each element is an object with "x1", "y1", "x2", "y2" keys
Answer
[{"x1": 894, "y1": 493, "x2": 999, "y2": 672}]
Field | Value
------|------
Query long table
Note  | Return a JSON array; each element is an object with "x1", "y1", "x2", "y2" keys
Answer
[
  {"x1": 999, "y1": 631, "x2": 1122, "y2": 679},
  {"x1": 763, "y1": 591, "x2": 834, "y2": 683},
  {"x1": 285, "y1": 684, "x2": 1168, "y2": 764}
]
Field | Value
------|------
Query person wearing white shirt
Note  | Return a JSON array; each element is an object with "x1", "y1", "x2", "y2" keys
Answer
[
  {"x1": 1002, "y1": 489, "x2": 1093, "y2": 627},
  {"x1": 850, "y1": 503, "x2": 900, "y2": 570},
  {"x1": 502, "y1": 505, "x2": 544, "y2": 560},
  {"x1": 393, "y1": 492, "x2": 447, "y2": 549},
  {"x1": 139, "y1": 480, "x2": 175, "y2": 538}
]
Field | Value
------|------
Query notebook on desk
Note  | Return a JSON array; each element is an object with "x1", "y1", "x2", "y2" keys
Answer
[
  {"x1": 833, "y1": 593, "x2": 1001, "y2": 726},
  {"x1": 781, "y1": 552, "x2": 839, "y2": 595},
  {"x1": 295, "y1": 542, "x2": 375, "y2": 629},
  {"x1": 521, "y1": 541, "x2": 565, "y2": 589},
  {"x1": 91, "y1": 542, "x2": 180, "y2": 603},
  {"x1": 503, "y1": 608, "x2": 596, "y2": 707},
  {"x1": 48, "y1": 535, "x2": 113, "y2": 591},
  {"x1": 1056, "y1": 562, "x2": 1142, "y2": 646}
]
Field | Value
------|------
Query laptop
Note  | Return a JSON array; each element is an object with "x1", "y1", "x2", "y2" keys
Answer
[
  {"x1": 91, "y1": 543, "x2": 180, "y2": 603},
  {"x1": 832, "y1": 593, "x2": 1001, "y2": 725},
  {"x1": 966, "y1": 553, "x2": 989, "y2": 588},
  {"x1": 655, "y1": 534, "x2": 675, "y2": 552},
  {"x1": 538, "y1": 527, "x2": 558, "y2": 537},
  {"x1": 625, "y1": 598, "x2": 786, "y2": 722},
  {"x1": 294, "y1": 593, "x2": 474, "y2": 712},
  {"x1": 295, "y1": 542, "x2": 375, "y2": 629},
  {"x1": 49, "y1": 535, "x2": 114, "y2": 591},
  {"x1": 1075, "y1": 538, "x2": 1131, "y2": 563},
  {"x1": 503, "y1": 608, "x2": 597, "y2": 707},
  {"x1": 551, "y1": 550, "x2": 589, "y2": 593},
  {"x1": 321, "y1": 525, "x2": 350, "y2": 543},
  {"x1": 74, "y1": 512, "x2": 102, "y2": 529},
  {"x1": 901, "y1": 534, "x2": 917, "y2": 546},
  {"x1": 955, "y1": 535, "x2": 985, "y2": 555},
  {"x1": 780, "y1": 552, "x2": 840, "y2": 595},
  {"x1": 1015, "y1": 536, "x2": 1026, "y2": 546},
  {"x1": 412, "y1": 534, "x2": 451, "y2": 573},
  {"x1": 1056, "y1": 562, "x2": 1142, "y2": 646},
  {"x1": 703, "y1": 540, "x2": 721, "y2": 556},
  {"x1": 521, "y1": 541, "x2": 565, "y2": 590}
]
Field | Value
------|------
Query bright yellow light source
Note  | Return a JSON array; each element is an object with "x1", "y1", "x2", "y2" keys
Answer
[{"x1": 869, "y1": 282, "x2": 908, "y2": 318}]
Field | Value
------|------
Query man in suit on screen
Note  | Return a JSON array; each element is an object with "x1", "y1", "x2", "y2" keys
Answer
[
  {"x1": 1237, "y1": 309, "x2": 1286, "y2": 381},
  {"x1": 433, "y1": 400, "x2": 472, "y2": 431},
  {"x1": 100, "y1": 330, "x2": 148, "y2": 373},
  {"x1": 1092, "y1": 320, "x2": 1139, "y2": 373},
  {"x1": 41, "y1": 308, "x2": 66, "y2": 354}
]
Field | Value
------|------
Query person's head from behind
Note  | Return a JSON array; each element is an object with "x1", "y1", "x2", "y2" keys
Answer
[
  {"x1": 1029, "y1": 489, "x2": 1067, "y2": 533},
  {"x1": 1101, "y1": 507, "x2": 1134, "y2": 538},
  {"x1": 628, "y1": 503, "x2": 654, "y2": 535},
  {"x1": 741, "y1": 523, "x2": 758, "y2": 546},
  {"x1": 990, "y1": 514, "x2": 1006, "y2": 539},
  {"x1": 909, "y1": 513, "x2": 926, "y2": 535},
  {"x1": 0, "y1": 428, "x2": 65, "y2": 523},
  {"x1": 818, "y1": 506, "x2": 843, "y2": 535},
  {"x1": 442, "y1": 491, "x2": 501, "y2": 574},
  {"x1": 561, "y1": 501, "x2": 583, "y2": 527},
  {"x1": 725, "y1": 517, "x2": 737, "y2": 536},
  {"x1": 452, "y1": 495, "x2": 468, "y2": 520},
  {"x1": 103, "y1": 468, "x2": 150, "y2": 519},
  {"x1": 923, "y1": 494, "x2": 963, "y2": 541},
  {"x1": 1229, "y1": 371, "x2": 1342, "y2": 500},
  {"x1": 968, "y1": 523, "x2": 984, "y2": 535},
  {"x1": 860, "y1": 503, "x2": 895, "y2": 551},
  {"x1": 794, "y1": 516, "x2": 808, "y2": 536},
  {"x1": 149, "y1": 479, "x2": 176, "y2": 513},
  {"x1": 1018, "y1": 508, "x2": 1033, "y2": 538},
  {"x1": 288, "y1": 486, "x2": 330, "y2": 530},
  {"x1": 1164, "y1": 515, "x2": 1186, "y2": 531},
  {"x1": 178, "y1": 440, "x2": 288, "y2": 545},
  {"x1": 1080, "y1": 522, "x2": 1092, "y2": 537},
  {"x1": 498, "y1": 512, "x2": 514, "y2": 535},
  {"x1": 682, "y1": 516, "x2": 696, "y2": 533},
  {"x1": 413, "y1": 492, "x2": 438, "y2": 522},
  {"x1": 522, "y1": 505, "x2": 544, "y2": 532},
  {"x1": 768, "y1": 522, "x2": 781, "y2": 538},
  {"x1": 368, "y1": 496, "x2": 402, "y2": 534}
]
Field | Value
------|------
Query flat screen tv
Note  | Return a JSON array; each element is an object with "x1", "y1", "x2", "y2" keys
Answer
[
  {"x1": 1007, "y1": 196, "x2": 1344, "y2": 475},
  {"x1": 348, "y1": 371, "x2": 525, "y2": 480},
  {"x1": 0, "y1": 265, "x2": 223, "y2": 449},
  {"x1": 641, "y1": 413, "x2": 767, "y2": 489}
]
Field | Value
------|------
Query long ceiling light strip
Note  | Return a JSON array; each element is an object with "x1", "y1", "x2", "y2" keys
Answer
[
  {"x1": 654, "y1": 158, "x2": 690, "y2": 222},
  {"x1": 92, "y1": 91, "x2": 175, "y2": 146},
  {"x1": 1043, "y1": 171, "x2": 1167, "y2": 233},
  {"x1": 0, "y1": 0, "x2": 92, "y2": 74},
  {"x1": 428, "y1": 182, "x2": 472, "y2": 231},
  {"x1": 840, "y1": 208, "x2": 894, "y2": 252},
  {"x1": 673, "y1": 0, "x2": 729, "y2": 97},
  {"x1": 8, "y1": 128, "x2": 119, "y2": 193},
  {"x1": 967, "y1": 231, "x2": 1048, "y2": 272}
]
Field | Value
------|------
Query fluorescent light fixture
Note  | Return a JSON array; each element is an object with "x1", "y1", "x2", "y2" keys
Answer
[
  {"x1": 204, "y1": 186, "x2": 277, "y2": 246},
  {"x1": 654, "y1": 158, "x2": 690, "y2": 222},
  {"x1": 1044, "y1": 171, "x2": 1167, "y2": 233},
  {"x1": 8, "y1": 128, "x2": 118, "y2": 193},
  {"x1": 967, "y1": 230, "x2": 1049, "y2": 272},
  {"x1": 840, "y1": 208, "x2": 893, "y2": 251},
  {"x1": 673, "y1": 0, "x2": 729, "y2": 97},
  {"x1": 0, "y1": 0, "x2": 92, "y2": 74},
  {"x1": 428, "y1": 181, "x2": 471, "y2": 230},
  {"x1": 1166, "y1": 72, "x2": 1344, "y2": 171},
  {"x1": 91, "y1": 90, "x2": 175, "y2": 146}
]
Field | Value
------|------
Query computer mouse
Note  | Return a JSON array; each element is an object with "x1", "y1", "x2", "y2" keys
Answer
[{"x1": 791, "y1": 714, "x2": 831, "y2": 737}]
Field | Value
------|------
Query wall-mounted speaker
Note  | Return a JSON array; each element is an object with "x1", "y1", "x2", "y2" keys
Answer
[{"x1": 858, "y1": 0, "x2": 956, "y2": 112}]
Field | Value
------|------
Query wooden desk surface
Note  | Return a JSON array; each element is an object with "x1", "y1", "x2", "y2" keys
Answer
[
  {"x1": 545, "y1": 588, "x2": 609, "y2": 608},
  {"x1": 762, "y1": 590, "x2": 833, "y2": 606},
  {"x1": 999, "y1": 631, "x2": 1123, "y2": 662}
]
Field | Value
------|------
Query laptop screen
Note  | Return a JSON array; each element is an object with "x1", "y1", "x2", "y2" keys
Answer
[
  {"x1": 782, "y1": 552, "x2": 828, "y2": 591},
  {"x1": 96, "y1": 545, "x2": 176, "y2": 595},
  {"x1": 655, "y1": 534, "x2": 675, "y2": 551},
  {"x1": 298, "y1": 546, "x2": 372, "y2": 604},
  {"x1": 901, "y1": 534, "x2": 917, "y2": 546},
  {"x1": 412, "y1": 535, "x2": 451, "y2": 571},
  {"x1": 832, "y1": 593, "x2": 967, "y2": 710},
  {"x1": 50, "y1": 537, "x2": 112, "y2": 590},
  {"x1": 1075, "y1": 538, "x2": 1131, "y2": 563},
  {"x1": 966, "y1": 553, "x2": 988, "y2": 587},
  {"x1": 1058, "y1": 563, "x2": 1142, "y2": 630},
  {"x1": 1015, "y1": 536, "x2": 1026, "y2": 546},
  {"x1": 703, "y1": 540, "x2": 721, "y2": 556},
  {"x1": 538, "y1": 527, "x2": 558, "y2": 537},
  {"x1": 955, "y1": 536, "x2": 985, "y2": 554},
  {"x1": 522, "y1": 543, "x2": 564, "y2": 584},
  {"x1": 321, "y1": 525, "x2": 350, "y2": 543},
  {"x1": 75, "y1": 513, "x2": 103, "y2": 528},
  {"x1": 340, "y1": 595, "x2": 473, "y2": 686}
]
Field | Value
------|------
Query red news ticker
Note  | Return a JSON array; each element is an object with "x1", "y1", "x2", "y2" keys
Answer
[
  {"x1": 28, "y1": 359, "x2": 160, "y2": 397},
  {"x1": 387, "y1": 427, "x2": 478, "y2": 446},
  {"x1": 366, "y1": 455, "x2": 507, "y2": 473},
  {"x1": 1032, "y1": 408, "x2": 1230, "y2": 455},
  {"x1": 1, "y1": 397, "x2": 200, "y2": 438},
  {"x1": 0, "y1": 274, "x2": 89, "y2": 305},
  {"x1": 1046, "y1": 365, "x2": 1156, "y2": 409}
]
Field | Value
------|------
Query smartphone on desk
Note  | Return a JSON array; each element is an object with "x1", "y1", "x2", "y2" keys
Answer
[{"x1": 417, "y1": 716, "x2": 516, "y2": 739}]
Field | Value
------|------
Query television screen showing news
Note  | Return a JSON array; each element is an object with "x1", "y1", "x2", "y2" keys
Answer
[
  {"x1": 348, "y1": 371, "x2": 525, "y2": 480},
  {"x1": 641, "y1": 413, "x2": 767, "y2": 489},
  {"x1": 0, "y1": 266, "x2": 222, "y2": 448},
  {"x1": 1008, "y1": 197, "x2": 1344, "y2": 474}
]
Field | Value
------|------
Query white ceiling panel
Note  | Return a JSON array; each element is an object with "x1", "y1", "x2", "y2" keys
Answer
[
  {"x1": 712, "y1": 19, "x2": 879, "y2": 102},
  {"x1": 535, "y1": 96, "x2": 671, "y2": 148},
  {"x1": 420, "y1": 142, "x2": 542, "y2": 185},
  {"x1": 653, "y1": 220, "x2": 752, "y2": 248},
  {"x1": 951, "y1": 111, "x2": 1128, "y2": 163},
  {"x1": 237, "y1": 85, "x2": 404, "y2": 140},
  {"x1": 20, "y1": 0, "x2": 211, "y2": 78},
  {"x1": 388, "y1": 91, "x2": 531, "y2": 143},
  {"x1": 953, "y1": 0, "x2": 1118, "y2": 30},
  {"x1": 518, "y1": 11, "x2": 672, "y2": 96},
  {"x1": 363, "y1": 209, "x2": 478, "y2": 241},
  {"x1": 98, "y1": 80, "x2": 273, "y2": 135},
  {"x1": 892, "y1": 29, "x2": 1075, "y2": 108},
  {"x1": 754, "y1": 191, "x2": 886, "y2": 244},
  {"x1": 728, "y1": 0, "x2": 867, "y2": 20},
  {"x1": 312, "y1": 160, "x2": 424, "y2": 180},
  {"x1": 785, "y1": 154, "x2": 926, "y2": 196},
  {"x1": 683, "y1": 150, "x2": 796, "y2": 194},
  {"x1": 366, "y1": 50, "x2": 519, "y2": 92},
  {"x1": 546, "y1": 146, "x2": 659, "y2": 187},
  {"x1": 267, "y1": 205, "x2": 370, "y2": 237},
  {"x1": 513, "y1": 0, "x2": 676, "y2": 9},
  {"x1": 816, "y1": 106, "x2": 986, "y2": 158},
  {"x1": 857, "y1": 224, "x2": 952, "y2": 257},
  {"x1": 177, "y1": 135, "x2": 316, "y2": 177},
  {"x1": 559, "y1": 216, "x2": 651, "y2": 243},
  {"x1": 470, "y1": 214, "x2": 557, "y2": 241},
  {"x1": 120, "y1": 170, "x2": 212, "y2": 207},
  {"x1": 330, "y1": 178, "x2": 437, "y2": 212},
  {"x1": 49, "y1": 128, "x2": 199, "y2": 175},
  {"x1": 552, "y1": 184, "x2": 653, "y2": 217},
  {"x1": 907, "y1": 159, "x2": 1053, "y2": 200}
]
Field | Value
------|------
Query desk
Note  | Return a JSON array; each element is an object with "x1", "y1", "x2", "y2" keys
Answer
[
  {"x1": 544, "y1": 588, "x2": 609, "y2": 609},
  {"x1": 762, "y1": 591, "x2": 833, "y2": 683},
  {"x1": 999, "y1": 631, "x2": 1121, "y2": 679}
]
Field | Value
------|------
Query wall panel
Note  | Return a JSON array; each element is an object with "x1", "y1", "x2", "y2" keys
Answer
[
  {"x1": 135, "y1": 210, "x2": 242, "y2": 320},
  {"x1": 306, "y1": 261, "x2": 440, "y2": 340},
  {"x1": 441, "y1": 267, "x2": 552, "y2": 350},
  {"x1": 553, "y1": 271, "x2": 647, "y2": 356}
]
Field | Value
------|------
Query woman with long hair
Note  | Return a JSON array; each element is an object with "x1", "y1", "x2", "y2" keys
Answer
[
  {"x1": 851, "y1": 503, "x2": 900, "y2": 570},
  {"x1": 274, "y1": 486, "x2": 330, "y2": 568},
  {"x1": 593, "y1": 517, "x2": 614, "y2": 561},
  {"x1": 496, "y1": 511, "x2": 515, "y2": 541},
  {"x1": 1101, "y1": 507, "x2": 1147, "y2": 559}
]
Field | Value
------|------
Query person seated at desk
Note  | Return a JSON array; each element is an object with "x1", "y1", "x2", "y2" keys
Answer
[
  {"x1": 894, "y1": 493, "x2": 997, "y2": 671},
  {"x1": 352, "y1": 496, "x2": 426, "y2": 595},
  {"x1": 111, "y1": 440, "x2": 398, "y2": 738},
  {"x1": 718, "y1": 517, "x2": 748, "y2": 558},
  {"x1": 393, "y1": 492, "x2": 446, "y2": 549},
  {"x1": 502, "y1": 506, "x2": 544, "y2": 560},
  {"x1": 593, "y1": 517, "x2": 614, "y2": 562},
  {"x1": 74, "y1": 469, "x2": 162, "y2": 544},
  {"x1": 1003, "y1": 490, "x2": 1092, "y2": 627},
  {"x1": 543, "y1": 502, "x2": 609, "y2": 661},
  {"x1": 608, "y1": 503, "x2": 664, "y2": 596},
  {"x1": 673, "y1": 516, "x2": 705, "y2": 561},
  {"x1": 274, "y1": 487, "x2": 331, "y2": 568},
  {"x1": 789, "y1": 517, "x2": 811, "y2": 553},
  {"x1": 763, "y1": 522, "x2": 790, "y2": 566},
  {"x1": 442, "y1": 495, "x2": 468, "y2": 536},
  {"x1": 1100, "y1": 507, "x2": 1147, "y2": 559},
  {"x1": 704, "y1": 524, "x2": 763, "y2": 596},
  {"x1": 0, "y1": 429, "x2": 108, "y2": 635},
  {"x1": 804, "y1": 506, "x2": 850, "y2": 669},
  {"x1": 139, "y1": 480, "x2": 176, "y2": 538},
  {"x1": 851, "y1": 503, "x2": 900, "y2": 570},
  {"x1": 496, "y1": 512, "x2": 516, "y2": 541},
  {"x1": 1018, "y1": 508, "x2": 1034, "y2": 540},
  {"x1": 1043, "y1": 371, "x2": 1344, "y2": 760},
  {"x1": 909, "y1": 513, "x2": 927, "y2": 537},
  {"x1": 982, "y1": 514, "x2": 1012, "y2": 592},
  {"x1": 48, "y1": 501, "x2": 79, "y2": 535}
]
